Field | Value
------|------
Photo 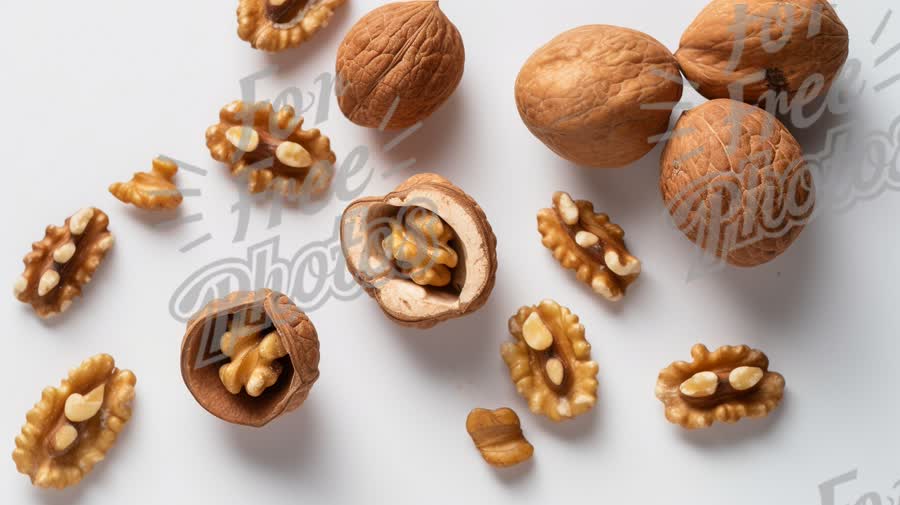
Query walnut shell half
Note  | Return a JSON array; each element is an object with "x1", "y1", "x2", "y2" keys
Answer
[
  {"x1": 336, "y1": 1, "x2": 465, "y2": 129},
  {"x1": 676, "y1": 0, "x2": 849, "y2": 106},
  {"x1": 180, "y1": 290, "x2": 320, "y2": 427},
  {"x1": 515, "y1": 25, "x2": 683, "y2": 168},
  {"x1": 340, "y1": 174, "x2": 497, "y2": 328}
]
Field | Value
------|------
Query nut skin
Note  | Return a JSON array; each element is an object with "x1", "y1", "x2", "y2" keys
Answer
[
  {"x1": 336, "y1": 1, "x2": 465, "y2": 129},
  {"x1": 12, "y1": 354, "x2": 136, "y2": 489},
  {"x1": 180, "y1": 290, "x2": 320, "y2": 427},
  {"x1": 515, "y1": 25, "x2": 683, "y2": 168},
  {"x1": 660, "y1": 99, "x2": 814, "y2": 267},
  {"x1": 656, "y1": 344, "x2": 785, "y2": 430},
  {"x1": 466, "y1": 408, "x2": 534, "y2": 468},
  {"x1": 340, "y1": 174, "x2": 497, "y2": 329},
  {"x1": 676, "y1": 0, "x2": 849, "y2": 107},
  {"x1": 237, "y1": 0, "x2": 347, "y2": 53}
]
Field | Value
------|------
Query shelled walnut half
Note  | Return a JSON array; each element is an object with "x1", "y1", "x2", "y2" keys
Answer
[
  {"x1": 206, "y1": 100, "x2": 336, "y2": 198},
  {"x1": 13, "y1": 208, "x2": 114, "y2": 318},
  {"x1": 502, "y1": 301, "x2": 599, "y2": 422},
  {"x1": 538, "y1": 192, "x2": 641, "y2": 301},
  {"x1": 237, "y1": 0, "x2": 347, "y2": 53},
  {"x1": 180, "y1": 290, "x2": 320, "y2": 427},
  {"x1": 655, "y1": 344, "x2": 785, "y2": 430},
  {"x1": 466, "y1": 408, "x2": 534, "y2": 468},
  {"x1": 12, "y1": 354, "x2": 136, "y2": 489},
  {"x1": 340, "y1": 174, "x2": 497, "y2": 328},
  {"x1": 109, "y1": 157, "x2": 183, "y2": 210}
]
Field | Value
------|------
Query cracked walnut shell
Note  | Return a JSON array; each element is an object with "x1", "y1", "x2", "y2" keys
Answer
[
  {"x1": 660, "y1": 99, "x2": 814, "y2": 267},
  {"x1": 515, "y1": 25, "x2": 683, "y2": 168},
  {"x1": 109, "y1": 157, "x2": 183, "y2": 210},
  {"x1": 206, "y1": 100, "x2": 336, "y2": 197},
  {"x1": 238, "y1": 0, "x2": 347, "y2": 53},
  {"x1": 181, "y1": 290, "x2": 320, "y2": 427},
  {"x1": 502, "y1": 301, "x2": 599, "y2": 422},
  {"x1": 538, "y1": 192, "x2": 641, "y2": 301},
  {"x1": 466, "y1": 408, "x2": 534, "y2": 468},
  {"x1": 656, "y1": 344, "x2": 785, "y2": 430},
  {"x1": 676, "y1": 0, "x2": 849, "y2": 107},
  {"x1": 13, "y1": 208, "x2": 114, "y2": 318},
  {"x1": 341, "y1": 174, "x2": 497, "y2": 328},
  {"x1": 12, "y1": 354, "x2": 136, "y2": 489},
  {"x1": 336, "y1": 1, "x2": 465, "y2": 129}
]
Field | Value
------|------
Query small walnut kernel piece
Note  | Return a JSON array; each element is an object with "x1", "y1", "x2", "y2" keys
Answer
[
  {"x1": 219, "y1": 330, "x2": 289, "y2": 397},
  {"x1": 238, "y1": 0, "x2": 347, "y2": 53},
  {"x1": 381, "y1": 208, "x2": 460, "y2": 287},
  {"x1": 64, "y1": 385, "x2": 105, "y2": 422},
  {"x1": 466, "y1": 408, "x2": 534, "y2": 468},
  {"x1": 538, "y1": 192, "x2": 641, "y2": 301},
  {"x1": 502, "y1": 301, "x2": 599, "y2": 422},
  {"x1": 14, "y1": 208, "x2": 114, "y2": 318},
  {"x1": 12, "y1": 354, "x2": 136, "y2": 489},
  {"x1": 522, "y1": 312, "x2": 553, "y2": 351},
  {"x1": 656, "y1": 344, "x2": 785, "y2": 430},
  {"x1": 206, "y1": 100, "x2": 336, "y2": 198},
  {"x1": 109, "y1": 157, "x2": 183, "y2": 210}
]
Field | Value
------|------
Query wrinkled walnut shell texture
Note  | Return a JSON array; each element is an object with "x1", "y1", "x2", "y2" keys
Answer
[
  {"x1": 656, "y1": 344, "x2": 785, "y2": 429},
  {"x1": 13, "y1": 354, "x2": 136, "y2": 489},
  {"x1": 676, "y1": 0, "x2": 849, "y2": 105},
  {"x1": 516, "y1": 25, "x2": 683, "y2": 168},
  {"x1": 336, "y1": 1, "x2": 465, "y2": 129},
  {"x1": 660, "y1": 99, "x2": 814, "y2": 267},
  {"x1": 238, "y1": 0, "x2": 347, "y2": 53},
  {"x1": 181, "y1": 290, "x2": 320, "y2": 427},
  {"x1": 341, "y1": 174, "x2": 497, "y2": 329}
]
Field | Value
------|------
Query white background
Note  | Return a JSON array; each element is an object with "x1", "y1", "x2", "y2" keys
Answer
[{"x1": 2, "y1": 1, "x2": 899, "y2": 504}]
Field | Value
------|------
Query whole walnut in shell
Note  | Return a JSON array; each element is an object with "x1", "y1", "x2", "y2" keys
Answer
[
  {"x1": 515, "y1": 25, "x2": 683, "y2": 168},
  {"x1": 660, "y1": 99, "x2": 814, "y2": 267},
  {"x1": 676, "y1": 0, "x2": 849, "y2": 107},
  {"x1": 335, "y1": 1, "x2": 465, "y2": 130},
  {"x1": 340, "y1": 174, "x2": 497, "y2": 328}
]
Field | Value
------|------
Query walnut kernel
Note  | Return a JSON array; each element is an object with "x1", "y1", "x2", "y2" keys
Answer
[
  {"x1": 219, "y1": 330, "x2": 289, "y2": 397},
  {"x1": 12, "y1": 354, "x2": 136, "y2": 489},
  {"x1": 502, "y1": 300, "x2": 599, "y2": 422},
  {"x1": 538, "y1": 192, "x2": 640, "y2": 301},
  {"x1": 381, "y1": 208, "x2": 459, "y2": 287},
  {"x1": 237, "y1": 0, "x2": 347, "y2": 53},
  {"x1": 466, "y1": 408, "x2": 534, "y2": 468},
  {"x1": 109, "y1": 157, "x2": 183, "y2": 210}
]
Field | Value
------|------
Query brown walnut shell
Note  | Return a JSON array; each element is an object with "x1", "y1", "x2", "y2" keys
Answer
[
  {"x1": 515, "y1": 25, "x2": 683, "y2": 168},
  {"x1": 676, "y1": 0, "x2": 849, "y2": 106},
  {"x1": 180, "y1": 290, "x2": 320, "y2": 427},
  {"x1": 340, "y1": 174, "x2": 497, "y2": 328},
  {"x1": 336, "y1": 1, "x2": 465, "y2": 130},
  {"x1": 660, "y1": 99, "x2": 814, "y2": 267}
]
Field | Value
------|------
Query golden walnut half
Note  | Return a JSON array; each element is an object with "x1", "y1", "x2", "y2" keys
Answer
[
  {"x1": 206, "y1": 100, "x2": 336, "y2": 197},
  {"x1": 13, "y1": 354, "x2": 136, "y2": 489},
  {"x1": 502, "y1": 301, "x2": 599, "y2": 422},
  {"x1": 109, "y1": 157, "x2": 183, "y2": 210},
  {"x1": 515, "y1": 25, "x2": 683, "y2": 168},
  {"x1": 466, "y1": 408, "x2": 534, "y2": 468},
  {"x1": 676, "y1": 0, "x2": 849, "y2": 107},
  {"x1": 237, "y1": 0, "x2": 347, "y2": 53},
  {"x1": 180, "y1": 290, "x2": 320, "y2": 427},
  {"x1": 660, "y1": 99, "x2": 814, "y2": 267},
  {"x1": 538, "y1": 192, "x2": 641, "y2": 301},
  {"x1": 13, "y1": 208, "x2": 114, "y2": 318},
  {"x1": 341, "y1": 174, "x2": 497, "y2": 328},
  {"x1": 336, "y1": 1, "x2": 465, "y2": 129},
  {"x1": 656, "y1": 344, "x2": 785, "y2": 430}
]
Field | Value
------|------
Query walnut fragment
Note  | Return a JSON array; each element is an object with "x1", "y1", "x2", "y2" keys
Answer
[
  {"x1": 13, "y1": 354, "x2": 136, "y2": 489},
  {"x1": 109, "y1": 157, "x2": 183, "y2": 210},
  {"x1": 180, "y1": 290, "x2": 320, "y2": 427},
  {"x1": 538, "y1": 192, "x2": 641, "y2": 301},
  {"x1": 14, "y1": 208, "x2": 114, "y2": 318},
  {"x1": 340, "y1": 174, "x2": 497, "y2": 328},
  {"x1": 655, "y1": 344, "x2": 785, "y2": 430},
  {"x1": 502, "y1": 301, "x2": 599, "y2": 422},
  {"x1": 206, "y1": 100, "x2": 336, "y2": 198},
  {"x1": 466, "y1": 408, "x2": 534, "y2": 468},
  {"x1": 237, "y1": 0, "x2": 347, "y2": 53}
]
